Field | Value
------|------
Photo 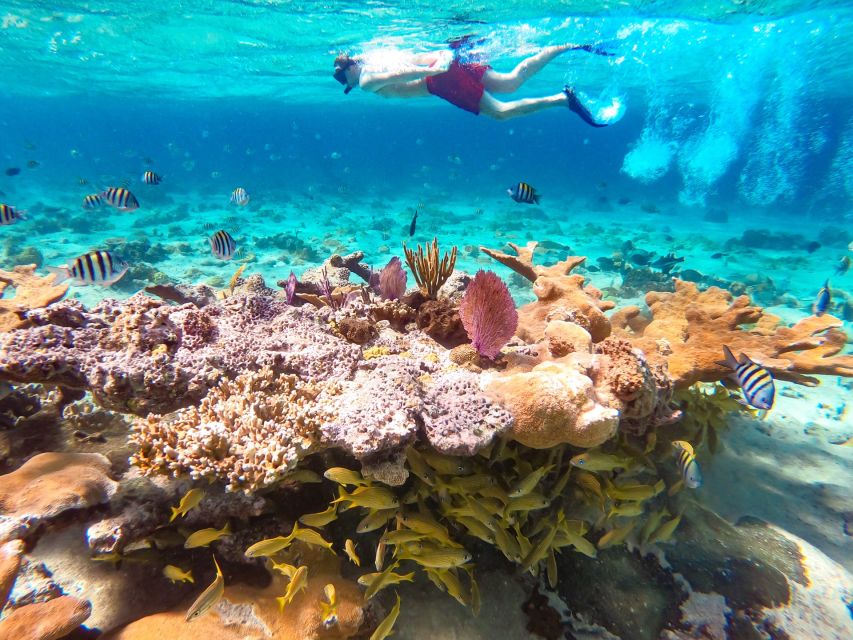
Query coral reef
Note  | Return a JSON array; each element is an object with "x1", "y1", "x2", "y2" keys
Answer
[
  {"x1": 0, "y1": 452, "x2": 117, "y2": 542},
  {"x1": 0, "y1": 540, "x2": 92, "y2": 640},
  {"x1": 458, "y1": 270, "x2": 518, "y2": 360},
  {"x1": 0, "y1": 265, "x2": 68, "y2": 333},
  {"x1": 487, "y1": 360, "x2": 619, "y2": 448},
  {"x1": 481, "y1": 242, "x2": 613, "y2": 343},
  {"x1": 0, "y1": 294, "x2": 360, "y2": 414},
  {"x1": 612, "y1": 279, "x2": 853, "y2": 387},
  {"x1": 131, "y1": 367, "x2": 335, "y2": 492},
  {"x1": 403, "y1": 238, "x2": 458, "y2": 299}
]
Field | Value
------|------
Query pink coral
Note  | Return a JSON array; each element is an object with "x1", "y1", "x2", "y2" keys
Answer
[
  {"x1": 379, "y1": 257, "x2": 407, "y2": 301},
  {"x1": 458, "y1": 270, "x2": 518, "y2": 359}
]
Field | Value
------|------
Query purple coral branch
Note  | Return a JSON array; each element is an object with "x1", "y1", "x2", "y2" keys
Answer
[{"x1": 458, "y1": 270, "x2": 518, "y2": 360}]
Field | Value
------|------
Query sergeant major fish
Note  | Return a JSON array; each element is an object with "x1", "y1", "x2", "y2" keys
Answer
[
  {"x1": 507, "y1": 181, "x2": 540, "y2": 205},
  {"x1": 230, "y1": 187, "x2": 250, "y2": 206},
  {"x1": 0, "y1": 203, "x2": 26, "y2": 225},
  {"x1": 142, "y1": 170, "x2": 162, "y2": 185},
  {"x1": 82, "y1": 194, "x2": 104, "y2": 210},
  {"x1": 208, "y1": 230, "x2": 237, "y2": 260},
  {"x1": 672, "y1": 441, "x2": 702, "y2": 489},
  {"x1": 100, "y1": 187, "x2": 139, "y2": 211},
  {"x1": 719, "y1": 345, "x2": 775, "y2": 410},
  {"x1": 46, "y1": 250, "x2": 129, "y2": 287}
]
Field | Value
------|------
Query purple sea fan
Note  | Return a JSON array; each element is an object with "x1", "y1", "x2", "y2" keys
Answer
[
  {"x1": 459, "y1": 270, "x2": 518, "y2": 359},
  {"x1": 284, "y1": 271, "x2": 297, "y2": 305},
  {"x1": 379, "y1": 256, "x2": 407, "y2": 301}
]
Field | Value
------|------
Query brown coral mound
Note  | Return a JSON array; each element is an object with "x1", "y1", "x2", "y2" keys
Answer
[
  {"x1": 0, "y1": 265, "x2": 67, "y2": 333},
  {"x1": 337, "y1": 315, "x2": 377, "y2": 344},
  {"x1": 0, "y1": 540, "x2": 91, "y2": 640},
  {"x1": 481, "y1": 242, "x2": 613, "y2": 343},
  {"x1": 415, "y1": 298, "x2": 468, "y2": 348},
  {"x1": 487, "y1": 360, "x2": 619, "y2": 449},
  {"x1": 613, "y1": 280, "x2": 853, "y2": 387},
  {"x1": 132, "y1": 366, "x2": 336, "y2": 492},
  {"x1": 0, "y1": 452, "x2": 117, "y2": 541}
]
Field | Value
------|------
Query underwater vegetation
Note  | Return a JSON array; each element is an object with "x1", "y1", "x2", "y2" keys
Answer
[{"x1": 0, "y1": 235, "x2": 851, "y2": 639}]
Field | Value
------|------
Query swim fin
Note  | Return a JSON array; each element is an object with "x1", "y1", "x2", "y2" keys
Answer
[{"x1": 564, "y1": 86, "x2": 608, "y2": 128}]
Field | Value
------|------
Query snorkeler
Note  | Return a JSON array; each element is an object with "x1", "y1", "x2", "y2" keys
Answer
[{"x1": 333, "y1": 37, "x2": 622, "y2": 126}]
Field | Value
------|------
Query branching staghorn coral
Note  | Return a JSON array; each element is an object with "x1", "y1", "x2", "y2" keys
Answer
[
  {"x1": 403, "y1": 237, "x2": 457, "y2": 299},
  {"x1": 131, "y1": 366, "x2": 338, "y2": 492}
]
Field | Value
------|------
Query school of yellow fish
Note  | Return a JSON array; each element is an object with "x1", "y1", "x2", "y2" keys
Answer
[{"x1": 91, "y1": 420, "x2": 711, "y2": 637}]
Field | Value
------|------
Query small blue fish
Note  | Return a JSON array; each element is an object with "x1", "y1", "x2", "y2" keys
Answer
[
  {"x1": 230, "y1": 187, "x2": 250, "y2": 206},
  {"x1": 208, "y1": 230, "x2": 237, "y2": 260},
  {"x1": 0, "y1": 203, "x2": 26, "y2": 225},
  {"x1": 142, "y1": 170, "x2": 162, "y2": 185},
  {"x1": 813, "y1": 280, "x2": 831, "y2": 317},
  {"x1": 82, "y1": 194, "x2": 103, "y2": 210},
  {"x1": 507, "y1": 182, "x2": 540, "y2": 205},
  {"x1": 719, "y1": 345, "x2": 775, "y2": 410},
  {"x1": 672, "y1": 441, "x2": 702, "y2": 489}
]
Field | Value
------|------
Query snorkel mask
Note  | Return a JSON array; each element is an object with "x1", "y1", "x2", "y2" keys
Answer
[{"x1": 333, "y1": 57, "x2": 356, "y2": 94}]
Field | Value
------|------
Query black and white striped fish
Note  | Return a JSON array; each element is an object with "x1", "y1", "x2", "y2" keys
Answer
[
  {"x1": 100, "y1": 187, "x2": 139, "y2": 211},
  {"x1": 0, "y1": 203, "x2": 26, "y2": 225},
  {"x1": 142, "y1": 171, "x2": 162, "y2": 185},
  {"x1": 82, "y1": 194, "x2": 103, "y2": 210},
  {"x1": 208, "y1": 230, "x2": 237, "y2": 260},
  {"x1": 672, "y1": 441, "x2": 702, "y2": 489},
  {"x1": 230, "y1": 187, "x2": 249, "y2": 206},
  {"x1": 719, "y1": 345, "x2": 775, "y2": 410},
  {"x1": 47, "y1": 250, "x2": 129, "y2": 286},
  {"x1": 507, "y1": 181, "x2": 540, "y2": 205}
]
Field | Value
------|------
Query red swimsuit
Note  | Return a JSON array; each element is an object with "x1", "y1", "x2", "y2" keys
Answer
[{"x1": 426, "y1": 59, "x2": 491, "y2": 115}]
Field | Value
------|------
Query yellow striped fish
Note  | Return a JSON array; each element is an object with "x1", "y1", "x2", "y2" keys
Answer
[
  {"x1": 82, "y1": 194, "x2": 103, "y2": 210},
  {"x1": 507, "y1": 181, "x2": 540, "y2": 204},
  {"x1": 230, "y1": 187, "x2": 250, "y2": 206},
  {"x1": 142, "y1": 170, "x2": 162, "y2": 185},
  {"x1": 100, "y1": 186, "x2": 139, "y2": 211},
  {"x1": 672, "y1": 441, "x2": 702, "y2": 489},
  {"x1": 208, "y1": 230, "x2": 237, "y2": 260},
  {"x1": 46, "y1": 250, "x2": 129, "y2": 287},
  {"x1": 719, "y1": 345, "x2": 775, "y2": 410},
  {"x1": 0, "y1": 203, "x2": 26, "y2": 225}
]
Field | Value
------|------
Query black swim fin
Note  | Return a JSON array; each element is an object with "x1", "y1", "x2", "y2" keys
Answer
[{"x1": 564, "y1": 86, "x2": 608, "y2": 128}]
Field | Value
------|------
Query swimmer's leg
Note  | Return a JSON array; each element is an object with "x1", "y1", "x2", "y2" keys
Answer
[
  {"x1": 483, "y1": 43, "x2": 611, "y2": 94},
  {"x1": 478, "y1": 90, "x2": 567, "y2": 120}
]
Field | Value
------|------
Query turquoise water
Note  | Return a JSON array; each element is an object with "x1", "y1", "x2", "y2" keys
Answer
[{"x1": 1, "y1": 2, "x2": 852, "y2": 638}]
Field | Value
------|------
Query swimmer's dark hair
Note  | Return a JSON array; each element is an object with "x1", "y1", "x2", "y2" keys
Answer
[{"x1": 333, "y1": 53, "x2": 359, "y2": 94}]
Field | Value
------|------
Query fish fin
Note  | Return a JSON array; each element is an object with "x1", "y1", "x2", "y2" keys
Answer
[
  {"x1": 222, "y1": 521, "x2": 231, "y2": 534},
  {"x1": 212, "y1": 555, "x2": 222, "y2": 578},
  {"x1": 718, "y1": 345, "x2": 738, "y2": 369},
  {"x1": 532, "y1": 193, "x2": 541, "y2": 205},
  {"x1": 16, "y1": 210, "x2": 28, "y2": 219},
  {"x1": 45, "y1": 266, "x2": 69, "y2": 285},
  {"x1": 169, "y1": 507, "x2": 180, "y2": 523}
]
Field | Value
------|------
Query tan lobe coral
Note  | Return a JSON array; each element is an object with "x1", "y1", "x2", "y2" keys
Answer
[
  {"x1": 480, "y1": 242, "x2": 613, "y2": 343},
  {"x1": 613, "y1": 280, "x2": 853, "y2": 387},
  {"x1": 0, "y1": 265, "x2": 68, "y2": 333}
]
